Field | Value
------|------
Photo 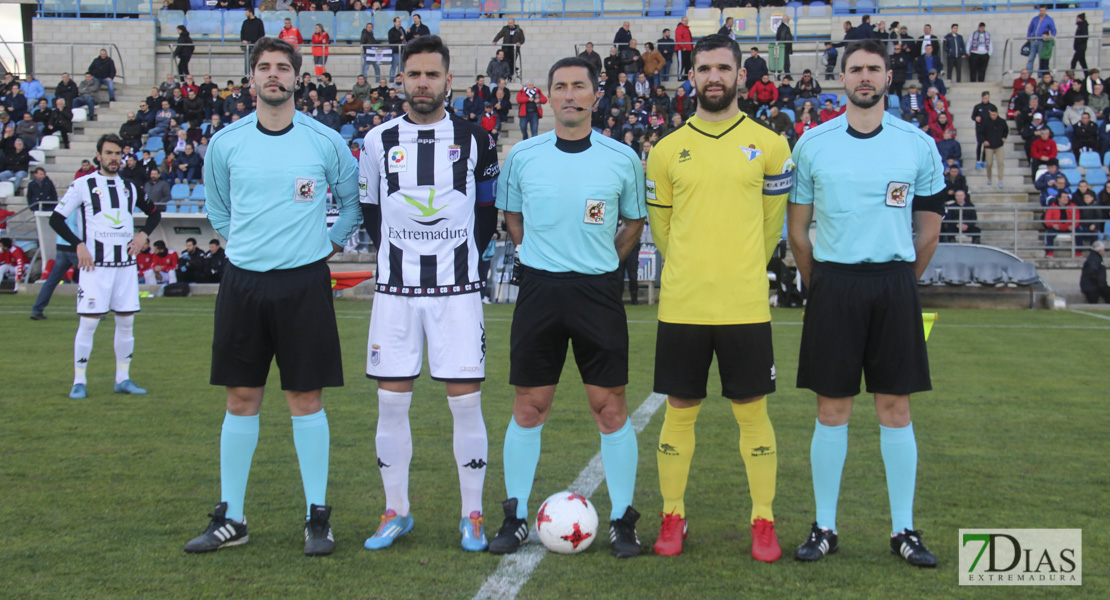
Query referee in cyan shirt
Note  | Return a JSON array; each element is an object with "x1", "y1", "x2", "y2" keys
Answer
[
  {"x1": 183, "y1": 37, "x2": 362, "y2": 557},
  {"x1": 487, "y1": 57, "x2": 647, "y2": 559},
  {"x1": 787, "y1": 39, "x2": 945, "y2": 568}
]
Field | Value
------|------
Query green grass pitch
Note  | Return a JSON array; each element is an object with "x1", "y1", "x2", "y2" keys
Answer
[{"x1": 0, "y1": 294, "x2": 1106, "y2": 599}]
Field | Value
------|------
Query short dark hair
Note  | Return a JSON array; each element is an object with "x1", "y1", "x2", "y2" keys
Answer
[
  {"x1": 186, "y1": 237, "x2": 197, "y2": 244},
  {"x1": 153, "y1": 240, "x2": 166, "y2": 250},
  {"x1": 693, "y1": 34, "x2": 744, "y2": 69},
  {"x1": 209, "y1": 239, "x2": 221, "y2": 246},
  {"x1": 840, "y1": 39, "x2": 890, "y2": 72},
  {"x1": 547, "y1": 56, "x2": 599, "y2": 93},
  {"x1": 0, "y1": 238, "x2": 12, "y2": 249},
  {"x1": 402, "y1": 35, "x2": 450, "y2": 72},
  {"x1": 96, "y1": 133, "x2": 123, "y2": 154},
  {"x1": 250, "y1": 37, "x2": 302, "y2": 75}
]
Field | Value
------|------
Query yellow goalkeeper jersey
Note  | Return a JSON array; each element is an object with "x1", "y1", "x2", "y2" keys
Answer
[{"x1": 646, "y1": 112, "x2": 792, "y2": 325}]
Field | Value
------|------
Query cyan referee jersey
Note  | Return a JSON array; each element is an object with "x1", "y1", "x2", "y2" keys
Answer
[
  {"x1": 496, "y1": 131, "x2": 647, "y2": 274},
  {"x1": 204, "y1": 112, "x2": 362, "y2": 272},
  {"x1": 788, "y1": 112, "x2": 945, "y2": 264}
]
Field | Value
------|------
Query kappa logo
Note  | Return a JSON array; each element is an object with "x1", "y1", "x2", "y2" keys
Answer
[
  {"x1": 404, "y1": 188, "x2": 448, "y2": 225},
  {"x1": 462, "y1": 458, "x2": 487, "y2": 469},
  {"x1": 77, "y1": 357, "x2": 89, "y2": 364},
  {"x1": 479, "y1": 322, "x2": 486, "y2": 363},
  {"x1": 658, "y1": 443, "x2": 679, "y2": 456},
  {"x1": 377, "y1": 457, "x2": 390, "y2": 468},
  {"x1": 751, "y1": 445, "x2": 775, "y2": 457}
]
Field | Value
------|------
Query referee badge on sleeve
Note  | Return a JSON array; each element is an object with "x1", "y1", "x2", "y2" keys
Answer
[
  {"x1": 295, "y1": 178, "x2": 317, "y2": 203},
  {"x1": 646, "y1": 179, "x2": 657, "y2": 200},
  {"x1": 584, "y1": 199, "x2": 606, "y2": 224},
  {"x1": 886, "y1": 181, "x2": 910, "y2": 208}
]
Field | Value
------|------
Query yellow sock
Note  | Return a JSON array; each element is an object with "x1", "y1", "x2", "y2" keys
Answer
[
  {"x1": 732, "y1": 398, "x2": 777, "y2": 524},
  {"x1": 657, "y1": 401, "x2": 700, "y2": 518}
]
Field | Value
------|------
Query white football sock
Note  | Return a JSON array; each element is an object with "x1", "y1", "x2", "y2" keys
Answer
[
  {"x1": 375, "y1": 389, "x2": 413, "y2": 516},
  {"x1": 449, "y1": 391, "x2": 487, "y2": 518},
  {"x1": 74, "y1": 316, "x2": 99, "y2": 385},
  {"x1": 113, "y1": 314, "x2": 135, "y2": 384}
]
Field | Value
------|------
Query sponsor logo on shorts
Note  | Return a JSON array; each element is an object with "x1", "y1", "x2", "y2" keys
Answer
[
  {"x1": 460, "y1": 366, "x2": 480, "y2": 372},
  {"x1": 370, "y1": 344, "x2": 381, "y2": 366},
  {"x1": 770, "y1": 365, "x2": 776, "y2": 381}
]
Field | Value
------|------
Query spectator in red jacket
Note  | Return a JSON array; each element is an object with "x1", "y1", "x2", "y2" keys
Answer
[
  {"x1": 818, "y1": 98, "x2": 843, "y2": 123},
  {"x1": 279, "y1": 18, "x2": 303, "y2": 47},
  {"x1": 794, "y1": 110, "x2": 817, "y2": 139},
  {"x1": 136, "y1": 238, "x2": 157, "y2": 283},
  {"x1": 928, "y1": 112, "x2": 955, "y2": 142},
  {"x1": 74, "y1": 159, "x2": 95, "y2": 179},
  {"x1": 675, "y1": 16, "x2": 693, "y2": 78},
  {"x1": 1013, "y1": 68, "x2": 1035, "y2": 96},
  {"x1": 516, "y1": 81, "x2": 546, "y2": 139},
  {"x1": 480, "y1": 102, "x2": 500, "y2": 142},
  {"x1": 151, "y1": 240, "x2": 179, "y2": 284},
  {"x1": 748, "y1": 73, "x2": 778, "y2": 109},
  {"x1": 1044, "y1": 192, "x2": 1078, "y2": 257},
  {"x1": 0, "y1": 237, "x2": 27, "y2": 288},
  {"x1": 1029, "y1": 125, "x2": 1058, "y2": 176}
]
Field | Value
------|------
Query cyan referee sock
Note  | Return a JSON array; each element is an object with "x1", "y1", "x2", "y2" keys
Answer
[
  {"x1": 811, "y1": 419, "x2": 849, "y2": 532},
  {"x1": 600, "y1": 418, "x2": 638, "y2": 521},
  {"x1": 880, "y1": 422, "x2": 918, "y2": 534},
  {"x1": 73, "y1": 316, "x2": 99, "y2": 385},
  {"x1": 292, "y1": 409, "x2": 330, "y2": 518},
  {"x1": 449, "y1": 391, "x2": 487, "y2": 518},
  {"x1": 220, "y1": 411, "x2": 259, "y2": 524},
  {"x1": 113, "y1": 314, "x2": 134, "y2": 384},
  {"x1": 503, "y1": 416, "x2": 543, "y2": 520},
  {"x1": 375, "y1": 389, "x2": 413, "y2": 516}
]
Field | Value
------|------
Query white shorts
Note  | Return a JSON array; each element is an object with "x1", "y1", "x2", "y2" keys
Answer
[
  {"x1": 366, "y1": 292, "x2": 486, "y2": 381},
  {"x1": 77, "y1": 264, "x2": 140, "y2": 315}
]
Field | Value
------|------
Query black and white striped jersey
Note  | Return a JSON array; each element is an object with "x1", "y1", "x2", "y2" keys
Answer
[
  {"x1": 359, "y1": 113, "x2": 499, "y2": 296},
  {"x1": 54, "y1": 173, "x2": 154, "y2": 267}
]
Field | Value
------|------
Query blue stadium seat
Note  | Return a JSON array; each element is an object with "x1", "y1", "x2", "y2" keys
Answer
[
  {"x1": 373, "y1": 10, "x2": 408, "y2": 32},
  {"x1": 781, "y1": 108, "x2": 795, "y2": 122},
  {"x1": 189, "y1": 184, "x2": 206, "y2": 201},
  {"x1": 260, "y1": 11, "x2": 296, "y2": 37},
  {"x1": 818, "y1": 92, "x2": 837, "y2": 107},
  {"x1": 187, "y1": 11, "x2": 224, "y2": 40},
  {"x1": 298, "y1": 12, "x2": 335, "y2": 42},
  {"x1": 144, "y1": 137, "x2": 163, "y2": 152},
  {"x1": 1078, "y1": 150, "x2": 1101, "y2": 168},
  {"x1": 1047, "y1": 120, "x2": 1066, "y2": 138},
  {"x1": 336, "y1": 10, "x2": 372, "y2": 41},
  {"x1": 154, "y1": 151, "x2": 166, "y2": 166},
  {"x1": 411, "y1": 10, "x2": 441, "y2": 35},
  {"x1": 171, "y1": 183, "x2": 191, "y2": 201},
  {"x1": 189, "y1": 0, "x2": 206, "y2": 9},
  {"x1": 451, "y1": 96, "x2": 465, "y2": 115},
  {"x1": 1084, "y1": 168, "x2": 1108, "y2": 186},
  {"x1": 340, "y1": 123, "x2": 356, "y2": 140},
  {"x1": 887, "y1": 94, "x2": 899, "y2": 109},
  {"x1": 1062, "y1": 168, "x2": 1083, "y2": 186},
  {"x1": 163, "y1": 202, "x2": 178, "y2": 214},
  {"x1": 831, "y1": 0, "x2": 850, "y2": 15},
  {"x1": 1055, "y1": 138, "x2": 1072, "y2": 153},
  {"x1": 158, "y1": 10, "x2": 186, "y2": 40},
  {"x1": 838, "y1": 94, "x2": 847, "y2": 108},
  {"x1": 1057, "y1": 154, "x2": 1076, "y2": 168},
  {"x1": 1103, "y1": 152, "x2": 1110, "y2": 167},
  {"x1": 223, "y1": 10, "x2": 247, "y2": 38}
]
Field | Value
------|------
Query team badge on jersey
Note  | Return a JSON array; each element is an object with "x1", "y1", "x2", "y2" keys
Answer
[
  {"x1": 740, "y1": 145, "x2": 763, "y2": 162},
  {"x1": 448, "y1": 144, "x2": 462, "y2": 162},
  {"x1": 295, "y1": 178, "x2": 317, "y2": 203},
  {"x1": 370, "y1": 344, "x2": 381, "y2": 366},
  {"x1": 388, "y1": 147, "x2": 407, "y2": 173},
  {"x1": 646, "y1": 179, "x2": 657, "y2": 200},
  {"x1": 584, "y1": 199, "x2": 606, "y2": 224},
  {"x1": 886, "y1": 181, "x2": 910, "y2": 208}
]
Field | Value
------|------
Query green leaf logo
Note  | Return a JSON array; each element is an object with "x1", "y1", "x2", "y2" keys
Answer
[
  {"x1": 103, "y1": 210, "x2": 124, "y2": 226},
  {"x1": 404, "y1": 189, "x2": 445, "y2": 218}
]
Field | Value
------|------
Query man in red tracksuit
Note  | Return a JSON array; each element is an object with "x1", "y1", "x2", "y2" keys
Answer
[
  {"x1": 152, "y1": 240, "x2": 179, "y2": 284},
  {"x1": 135, "y1": 239, "x2": 156, "y2": 283},
  {"x1": 0, "y1": 237, "x2": 28, "y2": 289},
  {"x1": 748, "y1": 74, "x2": 779, "y2": 110}
]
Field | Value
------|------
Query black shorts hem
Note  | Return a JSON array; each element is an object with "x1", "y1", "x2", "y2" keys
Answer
[
  {"x1": 281, "y1": 379, "x2": 343, "y2": 392},
  {"x1": 366, "y1": 374, "x2": 420, "y2": 381},
  {"x1": 723, "y1": 386, "x2": 776, "y2": 401},
  {"x1": 211, "y1": 377, "x2": 267, "y2": 389},
  {"x1": 431, "y1": 376, "x2": 486, "y2": 383},
  {"x1": 864, "y1": 384, "x2": 932, "y2": 396},
  {"x1": 798, "y1": 383, "x2": 861, "y2": 398},
  {"x1": 652, "y1": 386, "x2": 706, "y2": 400},
  {"x1": 581, "y1": 377, "x2": 628, "y2": 388},
  {"x1": 78, "y1": 311, "x2": 111, "y2": 316},
  {"x1": 510, "y1": 377, "x2": 561, "y2": 388}
]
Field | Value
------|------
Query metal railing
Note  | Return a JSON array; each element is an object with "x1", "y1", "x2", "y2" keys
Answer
[
  {"x1": 166, "y1": 41, "x2": 522, "y2": 81},
  {"x1": 2, "y1": 41, "x2": 127, "y2": 84},
  {"x1": 1000, "y1": 35, "x2": 1103, "y2": 83},
  {"x1": 941, "y1": 204, "x2": 1108, "y2": 258}
]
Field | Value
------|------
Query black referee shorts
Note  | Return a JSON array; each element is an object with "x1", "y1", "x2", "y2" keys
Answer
[
  {"x1": 211, "y1": 259, "x2": 344, "y2": 392},
  {"x1": 509, "y1": 266, "x2": 628, "y2": 388},
  {"x1": 796, "y1": 261, "x2": 931, "y2": 398},
  {"x1": 653, "y1": 321, "x2": 776, "y2": 400}
]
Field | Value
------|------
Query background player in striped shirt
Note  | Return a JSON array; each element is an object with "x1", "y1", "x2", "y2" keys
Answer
[
  {"x1": 646, "y1": 35, "x2": 789, "y2": 562},
  {"x1": 50, "y1": 133, "x2": 161, "y2": 400},
  {"x1": 787, "y1": 39, "x2": 945, "y2": 568},
  {"x1": 184, "y1": 37, "x2": 362, "y2": 557},
  {"x1": 488, "y1": 57, "x2": 647, "y2": 558},
  {"x1": 359, "y1": 36, "x2": 499, "y2": 552}
]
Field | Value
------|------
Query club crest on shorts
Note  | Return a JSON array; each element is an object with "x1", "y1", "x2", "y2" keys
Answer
[
  {"x1": 370, "y1": 344, "x2": 381, "y2": 366},
  {"x1": 886, "y1": 181, "x2": 910, "y2": 208},
  {"x1": 294, "y1": 178, "x2": 316, "y2": 203},
  {"x1": 448, "y1": 144, "x2": 462, "y2": 162},
  {"x1": 584, "y1": 199, "x2": 606, "y2": 224}
]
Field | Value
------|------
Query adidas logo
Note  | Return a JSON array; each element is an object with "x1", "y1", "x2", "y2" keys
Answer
[
  {"x1": 213, "y1": 523, "x2": 238, "y2": 542},
  {"x1": 514, "y1": 523, "x2": 528, "y2": 542}
]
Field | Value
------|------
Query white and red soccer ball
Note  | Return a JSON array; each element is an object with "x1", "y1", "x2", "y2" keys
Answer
[{"x1": 536, "y1": 491, "x2": 599, "y2": 554}]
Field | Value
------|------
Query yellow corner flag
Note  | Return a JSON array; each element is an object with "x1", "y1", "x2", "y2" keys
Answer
[{"x1": 922, "y1": 312, "x2": 938, "y2": 341}]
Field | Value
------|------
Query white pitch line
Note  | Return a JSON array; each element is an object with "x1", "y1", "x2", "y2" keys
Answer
[
  {"x1": 1070, "y1": 309, "x2": 1110, "y2": 322},
  {"x1": 471, "y1": 392, "x2": 667, "y2": 600}
]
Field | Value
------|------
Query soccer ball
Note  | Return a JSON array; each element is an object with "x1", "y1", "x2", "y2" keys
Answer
[{"x1": 536, "y1": 491, "x2": 599, "y2": 554}]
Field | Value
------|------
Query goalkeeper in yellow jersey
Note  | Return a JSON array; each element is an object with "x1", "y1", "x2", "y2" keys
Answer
[{"x1": 646, "y1": 34, "x2": 791, "y2": 562}]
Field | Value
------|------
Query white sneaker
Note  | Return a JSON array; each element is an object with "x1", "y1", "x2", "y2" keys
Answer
[{"x1": 481, "y1": 297, "x2": 491, "y2": 304}]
